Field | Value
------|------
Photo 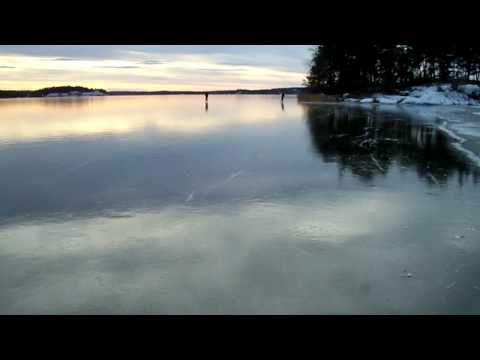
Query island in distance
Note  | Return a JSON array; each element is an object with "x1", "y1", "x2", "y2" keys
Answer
[{"x1": 0, "y1": 86, "x2": 107, "y2": 98}]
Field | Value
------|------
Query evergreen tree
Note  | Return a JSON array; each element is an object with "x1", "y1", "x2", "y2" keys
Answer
[{"x1": 306, "y1": 43, "x2": 480, "y2": 94}]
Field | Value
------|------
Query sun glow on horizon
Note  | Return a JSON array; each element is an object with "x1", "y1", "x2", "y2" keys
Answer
[{"x1": 0, "y1": 46, "x2": 312, "y2": 91}]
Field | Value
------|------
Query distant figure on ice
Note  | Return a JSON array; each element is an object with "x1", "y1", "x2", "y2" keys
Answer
[
  {"x1": 281, "y1": 92, "x2": 285, "y2": 102},
  {"x1": 205, "y1": 92, "x2": 209, "y2": 103}
]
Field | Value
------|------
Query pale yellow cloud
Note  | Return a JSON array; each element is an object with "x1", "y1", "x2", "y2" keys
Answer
[{"x1": 0, "y1": 53, "x2": 305, "y2": 91}]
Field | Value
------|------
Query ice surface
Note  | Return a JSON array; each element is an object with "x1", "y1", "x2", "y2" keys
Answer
[{"x1": 437, "y1": 122, "x2": 480, "y2": 168}]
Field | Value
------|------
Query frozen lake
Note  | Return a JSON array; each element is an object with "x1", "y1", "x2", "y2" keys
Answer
[{"x1": 0, "y1": 95, "x2": 479, "y2": 314}]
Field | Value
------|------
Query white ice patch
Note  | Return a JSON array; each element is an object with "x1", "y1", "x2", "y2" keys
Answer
[
  {"x1": 451, "y1": 142, "x2": 480, "y2": 168},
  {"x1": 370, "y1": 154, "x2": 385, "y2": 173},
  {"x1": 437, "y1": 123, "x2": 480, "y2": 168},
  {"x1": 438, "y1": 123, "x2": 466, "y2": 143},
  {"x1": 375, "y1": 95, "x2": 405, "y2": 104},
  {"x1": 449, "y1": 123, "x2": 480, "y2": 138},
  {"x1": 360, "y1": 98, "x2": 374, "y2": 103},
  {"x1": 226, "y1": 171, "x2": 243, "y2": 182},
  {"x1": 185, "y1": 191, "x2": 195, "y2": 202},
  {"x1": 426, "y1": 172, "x2": 439, "y2": 185}
]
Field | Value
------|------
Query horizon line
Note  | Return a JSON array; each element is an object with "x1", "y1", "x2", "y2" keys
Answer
[{"x1": 0, "y1": 85, "x2": 306, "y2": 93}]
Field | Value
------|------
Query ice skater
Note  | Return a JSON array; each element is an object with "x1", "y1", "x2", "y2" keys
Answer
[
  {"x1": 205, "y1": 92, "x2": 209, "y2": 103},
  {"x1": 281, "y1": 92, "x2": 285, "y2": 103}
]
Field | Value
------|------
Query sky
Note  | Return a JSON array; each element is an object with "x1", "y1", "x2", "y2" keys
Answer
[{"x1": 0, "y1": 45, "x2": 314, "y2": 91}]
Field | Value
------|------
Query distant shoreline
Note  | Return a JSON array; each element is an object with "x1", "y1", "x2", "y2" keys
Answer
[{"x1": 0, "y1": 86, "x2": 304, "y2": 99}]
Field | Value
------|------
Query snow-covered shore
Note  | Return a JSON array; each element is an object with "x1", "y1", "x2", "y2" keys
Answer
[{"x1": 343, "y1": 84, "x2": 480, "y2": 106}]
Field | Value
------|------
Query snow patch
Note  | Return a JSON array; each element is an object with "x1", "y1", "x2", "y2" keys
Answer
[
  {"x1": 375, "y1": 95, "x2": 405, "y2": 104},
  {"x1": 343, "y1": 84, "x2": 480, "y2": 106},
  {"x1": 402, "y1": 85, "x2": 478, "y2": 105},
  {"x1": 459, "y1": 84, "x2": 480, "y2": 96},
  {"x1": 360, "y1": 98, "x2": 374, "y2": 103}
]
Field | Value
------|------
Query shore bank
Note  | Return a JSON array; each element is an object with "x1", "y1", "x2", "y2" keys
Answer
[
  {"x1": 343, "y1": 84, "x2": 480, "y2": 106},
  {"x1": 300, "y1": 84, "x2": 480, "y2": 106}
]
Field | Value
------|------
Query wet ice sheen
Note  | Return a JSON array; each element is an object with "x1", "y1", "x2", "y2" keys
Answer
[{"x1": 0, "y1": 95, "x2": 479, "y2": 314}]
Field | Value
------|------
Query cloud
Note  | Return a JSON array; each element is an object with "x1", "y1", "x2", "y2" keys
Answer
[
  {"x1": 141, "y1": 60, "x2": 165, "y2": 65},
  {"x1": 0, "y1": 65, "x2": 15, "y2": 69},
  {"x1": 0, "y1": 45, "x2": 312, "y2": 90},
  {"x1": 53, "y1": 57, "x2": 81, "y2": 61},
  {"x1": 98, "y1": 65, "x2": 140, "y2": 69},
  {"x1": 0, "y1": 45, "x2": 311, "y2": 68},
  {"x1": 0, "y1": 45, "x2": 120, "y2": 59}
]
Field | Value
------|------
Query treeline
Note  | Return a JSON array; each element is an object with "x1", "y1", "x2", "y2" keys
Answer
[
  {"x1": 306, "y1": 44, "x2": 480, "y2": 95},
  {"x1": 34, "y1": 86, "x2": 107, "y2": 96},
  {"x1": 0, "y1": 86, "x2": 107, "y2": 99}
]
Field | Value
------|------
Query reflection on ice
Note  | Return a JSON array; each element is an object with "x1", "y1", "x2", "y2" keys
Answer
[
  {"x1": 0, "y1": 95, "x2": 299, "y2": 143},
  {"x1": 302, "y1": 103, "x2": 480, "y2": 186},
  {"x1": 0, "y1": 189, "x2": 412, "y2": 314},
  {"x1": 1, "y1": 96, "x2": 480, "y2": 314},
  {"x1": 1, "y1": 185, "x2": 479, "y2": 314},
  {"x1": 0, "y1": 192, "x2": 406, "y2": 258}
]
